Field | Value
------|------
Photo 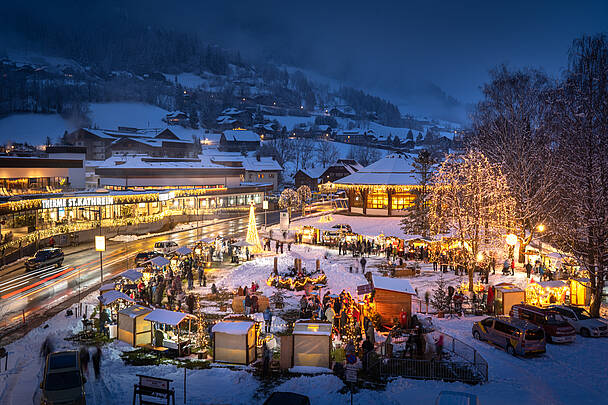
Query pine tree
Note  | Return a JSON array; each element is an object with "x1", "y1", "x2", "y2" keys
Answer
[{"x1": 430, "y1": 275, "x2": 451, "y2": 313}]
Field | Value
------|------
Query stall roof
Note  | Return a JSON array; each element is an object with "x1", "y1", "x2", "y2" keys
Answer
[
  {"x1": 372, "y1": 275, "x2": 416, "y2": 295},
  {"x1": 118, "y1": 305, "x2": 152, "y2": 319},
  {"x1": 175, "y1": 246, "x2": 192, "y2": 256},
  {"x1": 212, "y1": 321, "x2": 255, "y2": 335},
  {"x1": 98, "y1": 290, "x2": 135, "y2": 305},
  {"x1": 99, "y1": 283, "x2": 116, "y2": 292},
  {"x1": 144, "y1": 308, "x2": 195, "y2": 326},
  {"x1": 121, "y1": 268, "x2": 143, "y2": 281},
  {"x1": 536, "y1": 280, "x2": 568, "y2": 289},
  {"x1": 293, "y1": 321, "x2": 333, "y2": 336},
  {"x1": 494, "y1": 283, "x2": 524, "y2": 292},
  {"x1": 147, "y1": 256, "x2": 170, "y2": 267}
]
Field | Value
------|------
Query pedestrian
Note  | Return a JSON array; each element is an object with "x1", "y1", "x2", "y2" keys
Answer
[
  {"x1": 275, "y1": 240, "x2": 279, "y2": 254},
  {"x1": 186, "y1": 293, "x2": 195, "y2": 314},
  {"x1": 244, "y1": 294, "x2": 252, "y2": 315},
  {"x1": 491, "y1": 255, "x2": 496, "y2": 275},
  {"x1": 198, "y1": 265, "x2": 204, "y2": 287},
  {"x1": 280, "y1": 242, "x2": 284, "y2": 254},
  {"x1": 435, "y1": 334, "x2": 444, "y2": 360},
  {"x1": 203, "y1": 272, "x2": 207, "y2": 287},
  {"x1": 92, "y1": 345, "x2": 102, "y2": 380},
  {"x1": 288, "y1": 242, "x2": 292, "y2": 251},
  {"x1": 525, "y1": 261, "x2": 532, "y2": 279},
  {"x1": 325, "y1": 305, "x2": 335, "y2": 327},
  {"x1": 79, "y1": 346, "x2": 90, "y2": 377},
  {"x1": 246, "y1": 246, "x2": 250, "y2": 261},
  {"x1": 360, "y1": 256, "x2": 367, "y2": 273},
  {"x1": 49, "y1": 236, "x2": 55, "y2": 248},
  {"x1": 211, "y1": 283, "x2": 218, "y2": 295},
  {"x1": 263, "y1": 307, "x2": 273, "y2": 333},
  {"x1": 503, "y1": 258, "x2": 510, "y2": 275},
  {"x1": 187, "y1": 268, "x2": 194, "y2": 290},
  {"x1": 510, "y1": 258, "x2": 515, "y2": 276},
  {"x1": 262, "y1": 342, "x2": 271, "y2": 377}
]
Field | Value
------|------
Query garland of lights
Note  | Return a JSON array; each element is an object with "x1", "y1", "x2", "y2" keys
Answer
[{"x1": 266, "y1": 273, "x2": 327, "y2": 291}]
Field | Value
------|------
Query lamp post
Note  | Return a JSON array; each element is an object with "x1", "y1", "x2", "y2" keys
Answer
[
  {"x1": 81, "y1": 206, "x2": 104, "y2": 283},
  {"x1": 263, "y1": 200, "x2": 268, "y2": 229}
]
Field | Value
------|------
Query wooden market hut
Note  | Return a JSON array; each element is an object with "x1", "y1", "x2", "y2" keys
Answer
[
  {"x1": 212, "y1": 320, "x2": 257, "y2": 365},
  {"x1": 371, "y1": 275, "x2": 416, "y2": 325},
  {"x1": 144, "y1": 308, "x2": 196, "y2": 356},
  {"x1": 117, "y1": 305, "x2": 153, "y2": 347},
  {"x1": 570, "y1": 278, "x2": 592, "y2": 306},
  {"x1": 525, "y1": 280, "x2": 569, "y2": 307},
  {"x1": 493, "y1": 283, "x2": 525, "y2": 315},
  {"x1": 291, "y1": 321, "x2": 333, "y2": 368}
]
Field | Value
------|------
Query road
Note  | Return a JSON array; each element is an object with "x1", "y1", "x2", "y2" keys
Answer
[{"x1": 0, "y1": 211, "x2": 282, "y2": 331}]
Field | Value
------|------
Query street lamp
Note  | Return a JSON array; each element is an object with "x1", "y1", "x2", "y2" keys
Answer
[
  {"x1": 263, "y1": 200, "x2": 268, "y2": 229},
  {"x1": 537, "y1": 224, "x2": 545, "y2": 233}
]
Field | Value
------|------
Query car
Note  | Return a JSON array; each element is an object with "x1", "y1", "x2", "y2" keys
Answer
[
  {"x1": 510, "y1": 304, "x2": 576, "y2": 343},
  {"x1": 331, "y1": 224, "x2": 352, "y2": 233},
  {"x1": 153, "y1": 240, "x2": 178, "y2": 255},
  {"x1": 548, "y1": 305, "x2": 608, "y2": 337},
  {"x1": 25, "y1": 248, "x2": 64, "y2": 271},
  {"x1": 263, "y1": 392, "x2": 310, "y2": 405},
  {"x1": 134, "y1": 251, "x2": 159, "y2": 267},
  {"x1": 40, "y1": 350, "x2": 86, "y2": 405},
  {"x1": 472, "y1": 316, "x2": 546, "y2": 356}
]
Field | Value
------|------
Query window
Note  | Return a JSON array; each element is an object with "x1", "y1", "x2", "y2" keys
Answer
[
  {"x1": 367, "y1": 192, "x2": 388, "y2": 209},
  {"x1": 391, "y1": 192, "x2": 416, "y2": 210},
  {"x1": 481, "y1": 318, "x2": 494, "y2": 328}
]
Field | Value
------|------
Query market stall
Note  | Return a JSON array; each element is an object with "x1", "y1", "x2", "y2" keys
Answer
[
  {"x1": 493, "y1": 283, "x2": 524, "y2": 315},
  {"x1": 212, "y1": 320, "x2": 257, "y2": 365},
  {"x1": 117, "y1": 305, "x2": 153, "y2": 347},
  {"x1": 570, "y1": 278, "x2": 591, "y2": 306},
  {"x1": 525, "y1": 280, "x2": 569, "y2": 307},
  {"x1": 121, "y1": 268, "x2": 143, "y2": 282},
  {"x1": 371, "y1": 274, "x2": 416, "y2": 326},
  {"x1": 291, "y1": 321, "x2": 333, "y2": 368},
  {"x1": 144, "y1": 308, "x2": 196, "y2": 356}
]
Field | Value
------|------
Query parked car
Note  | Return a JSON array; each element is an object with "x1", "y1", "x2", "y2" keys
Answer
[
  {"x1": 332, "y1": 224, "x2": 352, "y2": 233},
  {"x1": 472, "y1": 316, "x2": 546, "y2": 356},
  {"x1": 263, "y1": 392, "x2": 310, "y2": 405},
  {"x1": 134, "y1": 251, "x2": 159, "y2": 267},
  {"x1": 40, "y1": 350, "x2": 86, "y2": 405},
  {"x1": 510, "y1": 304, "x2": 576, "y2": 343},
  {"x1": 25, "y1": 248, "x2": 64, "y2": 271},
  {"x1": 153, "y1": 240, "x2": 178, "y2": 255},
  {"x1": 548, "y1": 305, "x2": 608, "y2": 337}
]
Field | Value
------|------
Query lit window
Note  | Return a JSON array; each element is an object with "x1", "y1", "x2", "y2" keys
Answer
[{"x1": 367, "y1": 192, "x2": 388, "y2": 209}]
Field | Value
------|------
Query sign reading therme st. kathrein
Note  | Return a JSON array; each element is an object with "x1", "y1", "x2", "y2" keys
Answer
[{"x1": 41, "y1": 196, "x2": 115, "y2": 209}]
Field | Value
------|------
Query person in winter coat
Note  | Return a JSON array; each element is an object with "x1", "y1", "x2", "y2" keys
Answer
[
  {"x1": 186, "y1": 268, "x2": 194, "y2": 290},
  {"x1": 525, "y1": 261, "x2": 532, "y2": 279},
  {"x1": 510, "y1": 258, "x2": 515, "y2": 276},
  {"x1": 263, "y1": 307, "x2": 273, "y2": 333},
  {"x1": 198, "y1": 265, "x2": 204, "y2": 287},
  {"x1": 325, "y1": 305, "x2": 335, "y2": 326},
  {"x1": 244, "y1": 294, "x2": 252, "y2": 315},
  {"x1": 186, "y1": 293, "x2": 195, "y2": 314},
  {"x1": 360, "y1": 257, "x2": 367, "y2": 273},
  {"x1": 262, "y1": 342, "x2": 271, "y2": 377},
  {"x1": 366, "y1": 323, "x2": 375, "y2": 345},
  {"x1": 92, "y1": 345, "x2": 102, "y2": 380},
  {"x1": 79, "y1": 346, "x2": 90, "y2": 377}
]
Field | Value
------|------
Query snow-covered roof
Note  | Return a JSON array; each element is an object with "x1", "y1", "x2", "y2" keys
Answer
[
  {"x1": 212, "y1": 321, "x2": 255, "y2": 335},
  {"x1": 98, "y1": 290, "x2": 134, "y2": 305},
  {"x1": 221, "y1": 107, "x2": 245, "y2": 116},
  {"x1": 222, "y1": 130, "x2": 260, "y2": 143},
  {"x1": 99, "y1": 283, "x2": 116, "y2": 292},
  {"x1": 118, "y1": 305, "x2": 152, "y2": 319},
  {"x1": 175, "y1": 246, "x2": 192, "y2": 256},
  {"x1": 216, "y1": 116, "x2": 237, "y2": 125},
  {"x1": 335, "y1": 153, "x2": 418, "y2": 186},
  {"x1": 293, "y1": 321, "x2": 333, "y2": 336},
  {"x1": 121, "y1": 268, "x2": 143, "y2": 281},
  {"x1": 148, "y1": 256, "x2": 170, "y2": 267},
  {"x1": 299, "y1": 165, "x2": 329, "y2": 179},
  {"x1": 242, "y1": 157, "x2": 282, "y2": 171},
  {"x1": 372, "y1": 275, "x2": 416, "y2": 295},
  {"x1": 144, "y1": 308, "x2": 195, "y2": 326},
  {"x1": 97, "y1": 154, "x2": 227, "y2": 170}
]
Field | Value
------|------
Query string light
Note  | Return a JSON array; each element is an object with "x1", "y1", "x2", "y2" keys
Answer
[{"x1": 266, "y1": 274, "x2": 327, "y2": 290}]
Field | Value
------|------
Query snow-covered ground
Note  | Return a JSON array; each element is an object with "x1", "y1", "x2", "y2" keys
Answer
[
  {"x1": 0, "y1": 113, "x2": 78, "y2": 145},
  {"x1": 88, "y1": 102, "x2": 169, "y2": 129},
  {"x1": 1, "y1": 243, "x2": 606, "y2": 405}
]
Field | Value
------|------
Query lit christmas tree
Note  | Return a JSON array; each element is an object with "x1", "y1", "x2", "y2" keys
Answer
[{"x1": 245, "y1": 202, "x2": 262, "y2": 253}]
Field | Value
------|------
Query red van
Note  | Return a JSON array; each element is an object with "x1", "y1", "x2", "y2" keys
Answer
[{"x1": 510, "y1": 304, "x2": 576, "y2": 343}]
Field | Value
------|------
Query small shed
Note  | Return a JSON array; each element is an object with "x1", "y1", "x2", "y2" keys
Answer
[
  {"x1": 570, "y1": 278, "x2": 591, "y2": 306},
  {"x1": 372, "y1": 275, "x2": 416, "y2": 325},
  {"x1": 292, "y1": 321, "x2": 332, "y2": 368},
  {"x1": 494, "y1": 283, "x2": 525, "y2": 315},
  {"x1": 117, "y1": 305, "x2": 153, "y2": 347},
  {"x1": 144, "y1": 309, "x2": 196, "y2": 356},
  {"x1": 212, "y1": 321, "x2": 257, "y2": 365}
]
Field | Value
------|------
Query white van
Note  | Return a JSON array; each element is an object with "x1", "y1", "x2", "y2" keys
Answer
[{"x1": 153, "y1": 240, "x2": 178, "y2": 255}]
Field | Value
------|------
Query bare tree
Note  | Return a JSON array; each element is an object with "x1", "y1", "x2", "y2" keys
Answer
[
  {"x1": 315, "y1": 140, "x2": 339, "y2": 167},
  {"x1": 471, "y1": 66, "x2": 557, "y2": 261},
  {"x1": 293, "y1": 138, "x2": 315, "y2": 170},
  {"x1": 429, "y1": 150, "x2": 515, "y2": 290},
  {"x1": 547, "y1": 34, "x2": 608, "y2": 317}
]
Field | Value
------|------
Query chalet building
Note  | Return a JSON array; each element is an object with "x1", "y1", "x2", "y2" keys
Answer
[
  {"x1": 328, "y1": 105, "x2": 356, "y2": 118},
  {"x1": 294, "y1": 166, "x2": 326, "y2": 191},
  {"x1": 216, "y1": 107, "x2": 252, "y2": 130},
  {"x1": 65, "y1": 127, "x2": 199, "y2": 160},
  {"x1": 333, "y1": 129, "x2": 374, "y2": 144},
  {"x1": 219, "y1": 130, "x2": 260, "y2": 152},
  {"x1": 294, "y1": 160, "x2": 362, "y2": 191},
  {"x1": 165, "y1": 111, "x2": 189, "y2": 126},
  {"x1": 203, "y1": 149, "x2": 282, "y2": 192}
]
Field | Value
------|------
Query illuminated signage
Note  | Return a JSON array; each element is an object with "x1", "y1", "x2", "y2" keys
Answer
[{"x1": 41, "y1": 196, "x2": 115, "y2": 210}]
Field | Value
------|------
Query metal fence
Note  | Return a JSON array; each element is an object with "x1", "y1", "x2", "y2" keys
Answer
[{"x1": 367, "y1": 331, "x2": 488, "y2": 384}]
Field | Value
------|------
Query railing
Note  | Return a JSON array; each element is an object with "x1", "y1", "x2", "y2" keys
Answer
[{"x1": 367, "y1": 331, "x2": 488, "y2": 384}]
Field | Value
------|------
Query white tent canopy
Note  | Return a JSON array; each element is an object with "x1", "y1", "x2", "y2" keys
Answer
[
  {"x1": 147, "y1": 256, "x2": 170, "y2": 267},
  {"x1": 144, "y1": 308, "x2": 195, "y2": 326},
  {"x1": 98, "y1": 290, "x2": 135, "y2": 305},
  {"x1": 372, "y1": 274, "x2": 416, "y2": 295},
  {"x1": 175, "y1": 246, "x2": 192, "y2": 256},
  {"x1": 99, "y1": 283, "x2": 116, "y2": 292},
  {"x1": 121, "y1": 268, "x2": 143, "y2": 281}
]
